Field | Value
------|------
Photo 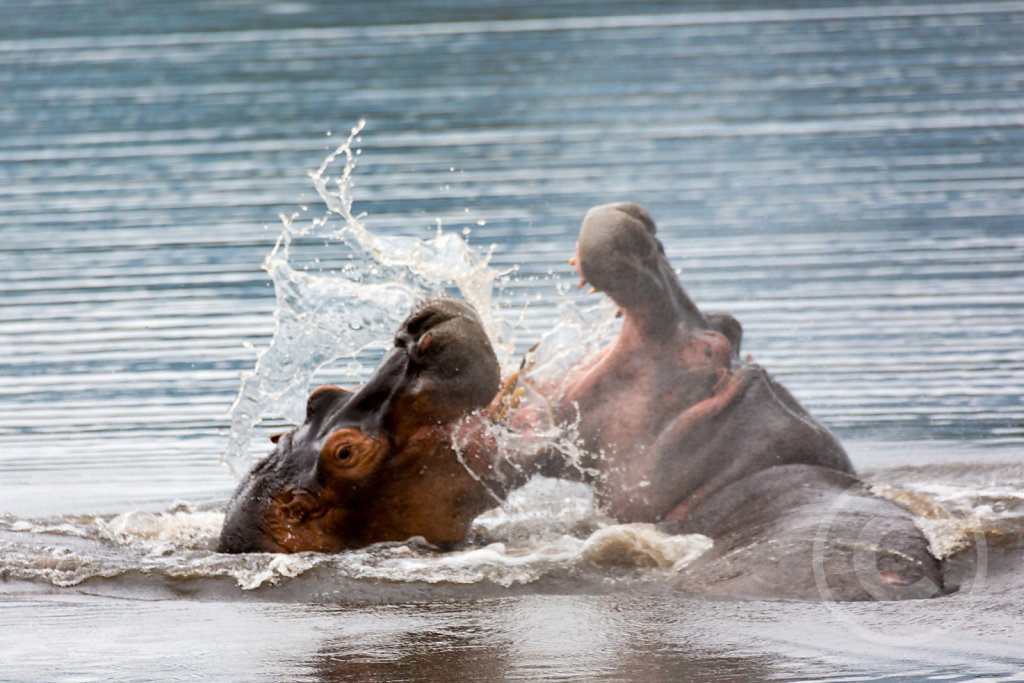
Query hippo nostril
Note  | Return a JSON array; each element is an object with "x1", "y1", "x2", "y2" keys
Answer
[{"x1": 336, "y1": 447, "x2": 352, "y2": 461}]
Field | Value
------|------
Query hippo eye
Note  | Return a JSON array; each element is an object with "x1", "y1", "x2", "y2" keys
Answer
[{"x1": 321, "y1": 428, "x2": 380, "y2": 475}]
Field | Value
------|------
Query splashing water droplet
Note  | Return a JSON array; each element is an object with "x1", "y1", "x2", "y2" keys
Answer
[{"x1": 222, "y1": 123, "x2": 517, "y2": 477}]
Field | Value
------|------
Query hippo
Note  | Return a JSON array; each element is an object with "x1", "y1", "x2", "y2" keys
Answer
[
  {"x1": 521, "y1": 202, "x2": 942, "y2": 600},
  {"x1": 219, "y1": 209, "x2": 942, "y2": 602},
  {"x1": 218, "y1": 299, "x2": 533, "y2": 553}
]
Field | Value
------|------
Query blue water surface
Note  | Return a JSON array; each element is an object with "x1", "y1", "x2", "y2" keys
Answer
[{"x1": 1, "y1": 1, "x2": 1023, "y2": 680}]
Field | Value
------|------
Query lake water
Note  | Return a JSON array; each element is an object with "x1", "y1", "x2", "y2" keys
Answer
[{"x1": 2, "y1": 0, "x2": 1024, "y2": 680}]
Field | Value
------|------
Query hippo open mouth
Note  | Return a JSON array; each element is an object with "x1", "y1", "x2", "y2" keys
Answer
[
  {"x1": 218, "y1": 299, "x2": 504, "y2": 554},
  {"x1": 548, "y1": 202, "x2": 853, "y2": 520},
  {"x1": 560, "y1": 204, "x2": 746, "y2": 443}
]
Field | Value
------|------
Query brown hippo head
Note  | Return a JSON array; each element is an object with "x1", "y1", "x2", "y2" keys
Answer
[{"x1": 218, "y1": 299, "x2": 505, "y2": 553}]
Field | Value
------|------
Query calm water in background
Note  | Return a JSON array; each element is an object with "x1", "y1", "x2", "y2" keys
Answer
[{"x1": 2, "y1": 1, "x2": 1024, "y2": 680}]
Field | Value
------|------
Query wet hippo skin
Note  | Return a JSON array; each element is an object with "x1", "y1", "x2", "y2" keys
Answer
[
  {"x1": 218, "y1": 299, "x2": 529, "y2": 553},
  {"x1": 526, "y1": 202, "x2": 942, "y2": 600}
]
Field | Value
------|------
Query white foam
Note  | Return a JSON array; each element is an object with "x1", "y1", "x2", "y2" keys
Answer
[
  {"x1": 332, "y1": 524, "x2": 711, "y2": 588},
  {"x1": 232, "y1": 553, "x2": 325, "y2": 591},
  {"x1": 96, "y1": 509, "x2": 225, "y2": 553},
  {"x1": 581, "y1": 524, "x2": 714, "y2": 572},
  {"x1": 871, "y1": 482, "x2": 1021, "y2": 558}
]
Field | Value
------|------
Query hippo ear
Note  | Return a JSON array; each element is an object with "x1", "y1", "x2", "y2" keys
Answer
[
  {"x1": 305, "y1": 385, "x2": 352, "y2": 422},
  {"x1": 707, "y1": 312, "x2": 743, "y2": 357}
]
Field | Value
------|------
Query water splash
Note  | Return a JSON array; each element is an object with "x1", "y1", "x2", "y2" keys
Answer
[
  {"x1": 521, "y1": 297, "x2": 621, "y2": 385},
  {"x1": 0, "y1": 486, "x2": 713, "y2": 593},
  {"x1": 873, "y1": 477, "x2": 1024, "y2": 558},
  {"x1": 222, "y1": 121, "x2": 514, "y2": 477},
  {"x1": 97, "y1": 508, "x2": 225, "y2": 553}
]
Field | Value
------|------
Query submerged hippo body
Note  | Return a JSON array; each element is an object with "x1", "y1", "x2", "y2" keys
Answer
[
  {"x1": 527, "y1": 202, "x2": 941, "y2": 600},
  {"x1": 668, "y1": 464, "x2": 941, "y2": 601},
  {"x1": 218, "y1": 299, "x2": 524, "y2": 554}
]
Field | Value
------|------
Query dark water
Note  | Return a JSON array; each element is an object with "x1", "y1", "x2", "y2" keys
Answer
[{"x1": 2, "y1": 1, "x2": 1024, "y2": 680}]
